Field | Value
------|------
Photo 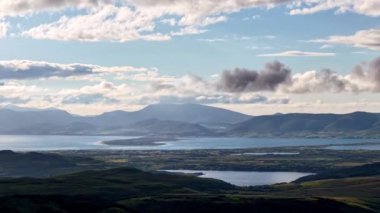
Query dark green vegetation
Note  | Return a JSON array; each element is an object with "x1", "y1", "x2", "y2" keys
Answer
[
  {"x1": 228, "y1": 111, "x2": 380, "y2": 138},
  {"x1": 0, "y1": 147, "x2": 378, "y2": 212},
  {"x1": 56, "y1": 147, "x2": 380, "y2": 173},
  {"x1": 0, "y1": 150, "x2": 104, "y2": 178},
  {"x1": 0, "y1": 143, "x2": 379, "y2": 212},
  {"x1": 0, "y1": 165, "x2": 377, "y2": 213},
  {"x1": 1, "y1": 104, "x2": 380, "y2": 137},
  {"x1": 295, "y1": 162, "x2": 380, "y2": 182}
]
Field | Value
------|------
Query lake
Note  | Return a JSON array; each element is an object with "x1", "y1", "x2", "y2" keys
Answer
[
  {"x1": 327, "y1": 144, "x2": 380, "y2": 151},
  {"x1": 163, "y1": 170, "x2": 313, "y2": 186},
  {"x1": 0, "y1": 135, "x2": 379, "y2": 151}
]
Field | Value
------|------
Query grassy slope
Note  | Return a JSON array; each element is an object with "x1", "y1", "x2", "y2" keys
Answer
[
  {"x1": 265, "y1": 176, "x2": 380, "y2": 212},
  {"x1": 252, "y1": 163, "x2": 380, "y2": 212},
  {"x1": 0, "y1": 150, "x2": 104, "y2": 178},
  {"x1": 295, "y1": 162, "x2": 380, "y2": 182},
  {"x1": 0, "y1": 167, "x2": 377, "y2": 212}
]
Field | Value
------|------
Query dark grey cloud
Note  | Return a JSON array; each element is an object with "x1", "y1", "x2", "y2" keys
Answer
[
  {"x1": 317, "y1": 69, "x2": 347, "y2": 92},
  {"x1": 216, "y1": 57, "x2": 380, "y2": 94},
  {"x1": 352, "y1": 56, "x2": 380, "y2": 91},
  {"x1": 370, "y1": 57, "x2": 380, "y2": 86},
  {"x1": 366, "y1": 57, "x2": 380, "y2": 91},
  {"x1": 217, "y1": 61, "x2": 291, "y2": 92}
]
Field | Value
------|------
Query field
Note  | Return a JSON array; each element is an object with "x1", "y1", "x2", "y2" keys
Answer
[
  {"x1": 52, "y1": 146, "x2": 380, "y2": 173},
  {"x1": 0, "y1": 165, "x2": 378, "y2": 212},
  {"x1": 0, "y1": 144, "x2": 379, "y2": 212}
]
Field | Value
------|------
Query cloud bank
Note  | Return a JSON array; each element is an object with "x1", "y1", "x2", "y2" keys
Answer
[
  {"x1": 0, "y1": 0, "x2": 108, "y2": 17},
  {"x1": 217, "y1": 57, "x2": 380, "y2": 94},
  {"x1": 0, "y1": 60, "x2": 151, "y2": 79},
  {"x1": 20, "y1": 0, "x2": 290, "y2": 42},
  {"x1": 1, "y1": 57, "x2": 380, "y2": 115},
  {"x1": 1, "y1": 0, "x2": 378, "y2": 42}
]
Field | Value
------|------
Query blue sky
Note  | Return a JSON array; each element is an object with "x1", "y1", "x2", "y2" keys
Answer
[{"x1": 0, "y1": 0, "x2": 379, "y2": 115}]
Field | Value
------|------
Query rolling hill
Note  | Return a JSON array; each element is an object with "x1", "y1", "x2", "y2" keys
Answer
[
  {"x1": 0, "y1": 166, "x2": 374, "y2": 213},
  {"x1": 0, "y1": 104, "x2": 250, "y2": 136},
  {"x1": 0, "y1": 150, "x2": 101, "y2": 177},
  {"x1": 228, "y1": 111, "x2": 380, "y2": 137}
]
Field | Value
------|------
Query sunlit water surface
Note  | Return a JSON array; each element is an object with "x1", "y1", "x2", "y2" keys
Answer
[{"x1": 163, "y1": 170, "x2": 313, "y2": 186}]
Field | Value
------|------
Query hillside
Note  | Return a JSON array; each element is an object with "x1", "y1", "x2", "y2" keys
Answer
[
  {"x1": 0, "y1": 104, "x2": 250, "y2": 136},
  {"x1": 1, "y1": 105, "x2": 380, "y2": 138},
  {"x1": 294, "y1": 162, "x2": 380, "y2": 183},
  {"x1": 0, "y1": 166, "x2": 373, "y2": 213},
  {"x1": 0, "y1": 150, "x2": 101, "y2": 177},
  {"x1": 126, "y1": 119, "x2": 215, "y2": 136},
  {"x1": 228, "y1": 112, "x2": 380, "y2": 137}
]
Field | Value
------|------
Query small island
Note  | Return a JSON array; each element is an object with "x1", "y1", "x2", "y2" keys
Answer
[{"x1": 102, "y1": 137, "x2": 179, "y2": 146}]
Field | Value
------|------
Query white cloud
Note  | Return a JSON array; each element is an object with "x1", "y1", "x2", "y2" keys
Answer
[
  {"x1": 20, "y1": 0, "x2": 289, "y2": 42},
  {"x1": 279, "y1": 69, "x2": 358, "y2": 93},
  {"x1": 279, "y1": 57, "x2": 380, "y2": 93},
  {"x1": 311, "y1": 28, "x2": 380, "y2": 51},
  {"x1": 320, "y1": 44, "x2": 333, "y2": 49},
  {"x1": 289, "y1": 0, "x2": 380, "y2": 17},
  {"x1": 22, "y1": 5, "x2": 172, "y2": 42},
  {"x1": 1, "y1": 56, "x2": 380, "y2": 117},
  {"x1": 243, "y1": 14, "x2": 261, "y2": 21},
  {"x1": 1, "y1": 0, "x2": 379, "y2": 43},
  {"x1": 247, "y1": 45, "x2": 272, "y2": 50},
  {"x1": 257, "y1": 50, "x2": 336, "y2": 57},
  {"x1": 198, "y1": 38, "x2": 227, "y2": 42},
  {"x1": 0, "y1": 0, "x2": 109, "y2": 17},
  {"x1": 170, "y1": 27, "x2": 207, "y2": 36}
]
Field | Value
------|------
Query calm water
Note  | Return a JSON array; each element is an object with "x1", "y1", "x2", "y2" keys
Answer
[
  {"x1": 327, "y1": 144, "x2": 380, "y2": 150},
  {"x1": 163, "y1": 170, "x2": 313, "y2": 186},
  {"x1": 231, "y1": 152, "x2": 300, "y2": 156},
  {"x1": 0, "y1": 135, "x2": 379, "y2": 151},
  {"x1": 0, "y1": 135, "x2": 127, "y2": 151}
]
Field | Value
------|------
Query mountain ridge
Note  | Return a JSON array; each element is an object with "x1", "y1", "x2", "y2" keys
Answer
[{"x1": 0, "y1": 104, "x2": 379, "y2": 137}]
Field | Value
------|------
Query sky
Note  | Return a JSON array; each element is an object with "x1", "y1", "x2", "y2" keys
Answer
[{"x1": 0, "y1": 0, "x2": 379, "y2": 115}]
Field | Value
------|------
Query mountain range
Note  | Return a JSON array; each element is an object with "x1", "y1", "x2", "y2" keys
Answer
[{"x1": 0, "y1": 104, "x2": 379, "y2": 137}]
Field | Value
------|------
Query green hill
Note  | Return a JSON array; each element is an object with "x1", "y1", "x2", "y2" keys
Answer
[
  {"x1": 295, "y1": 162, "x2": 380, "y2": 183},
  {"x1": 0, "y1": 150, "x2": 101, "y2": 178},
  {"x1": 0, "y1": 166, "x2": 375, "y2": 213}
]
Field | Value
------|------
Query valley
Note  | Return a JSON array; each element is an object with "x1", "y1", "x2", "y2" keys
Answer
[{"x1": 0, "y1": 104, "x2": 379, "y2": 212}]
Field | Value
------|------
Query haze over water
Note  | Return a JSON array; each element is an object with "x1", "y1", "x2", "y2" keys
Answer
[{"x1": 0, "y1": 135, "x2": 379, "y2": 151}]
